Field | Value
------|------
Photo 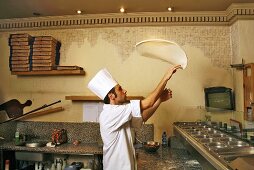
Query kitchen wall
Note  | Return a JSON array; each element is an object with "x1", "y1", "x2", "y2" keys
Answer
[
  {"x1": 0, "y1": 25, "x2": 235, "y2": 141},
  {"x1": 231, "y1": 20, "x2": 254, "y2": 128}
]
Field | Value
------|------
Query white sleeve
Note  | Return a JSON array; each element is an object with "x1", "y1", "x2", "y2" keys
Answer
[
  {"x1": 130, "y1": 100, "x2": 141, "y2": 117},
  {"x1": 130, "y1": 100, "x2": 143, "y2": 128}
]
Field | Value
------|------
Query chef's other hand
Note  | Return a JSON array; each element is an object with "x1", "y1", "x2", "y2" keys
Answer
[
  {"x1": 160, "y1": 88, "x2": 172, "y2": 102},
  {"x1": 164, "y1": 65, "x2": 182, "y2": 81}
]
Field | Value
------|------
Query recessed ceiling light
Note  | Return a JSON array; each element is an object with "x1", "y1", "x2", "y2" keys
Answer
[
  {"x1": 120, "y1": 7, "x2": 125, "y2": 13},
  {"x1": 77, "y1": 10, "x2": 82, "y2": 14},
  {"x1": 168, "y1": 7, "x2": 173, "y2": 12}
]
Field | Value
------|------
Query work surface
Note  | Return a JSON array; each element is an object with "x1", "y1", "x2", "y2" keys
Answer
[
  {"x1": 137, "y1": 147, "x2": 202, "y2": 170},
  {"x1": 1, "y1": 141, "x2": 202, "y2": 170}
]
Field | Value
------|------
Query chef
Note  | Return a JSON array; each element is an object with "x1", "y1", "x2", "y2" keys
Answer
[{"x1": 87, "y1": 65, "x2": 181, "y2": 170}]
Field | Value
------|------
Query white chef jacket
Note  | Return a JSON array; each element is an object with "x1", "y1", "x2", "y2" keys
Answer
[{"x1": 99, "y1": 100, "x2": 143, "y2": 170}]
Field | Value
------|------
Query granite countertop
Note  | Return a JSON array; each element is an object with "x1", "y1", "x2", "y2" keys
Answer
[
  {"x1": 1, "y1": 140, "x2": 202, "y2": 169},
  {"x1": 0, "y1": 141, "x2": 102, "y2": 155},
  {"x1": 137, "y1": 147, "x2": 202, "y2": 170}
]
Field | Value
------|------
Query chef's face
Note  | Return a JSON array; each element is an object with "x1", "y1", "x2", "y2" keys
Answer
[{"x1": 114, "y1": 84, "x2": 127, "y2": 104}]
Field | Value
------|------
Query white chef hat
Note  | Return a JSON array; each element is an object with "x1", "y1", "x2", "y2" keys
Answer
[{"x1": 87, "y1": 68, "x2": 118, "y2": 100}]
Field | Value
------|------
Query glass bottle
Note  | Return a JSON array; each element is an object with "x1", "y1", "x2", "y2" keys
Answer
[{"x1": 162, "y1": 131, "x2": 167, "y2": 147}]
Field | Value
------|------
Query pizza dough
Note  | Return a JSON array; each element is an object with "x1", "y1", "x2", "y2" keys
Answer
[{"x1": 135, "y1": 39, "x2": 187, "y2": 69}]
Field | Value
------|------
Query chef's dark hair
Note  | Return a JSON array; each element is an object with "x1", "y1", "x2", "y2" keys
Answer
[{"x1": 103, "y1": 87, "x2": 117, "y2": 104}]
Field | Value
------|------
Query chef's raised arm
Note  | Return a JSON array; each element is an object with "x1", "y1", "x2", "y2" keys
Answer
[{"x1": 140, "y1": 65, "x2": 181, "y2": 120}]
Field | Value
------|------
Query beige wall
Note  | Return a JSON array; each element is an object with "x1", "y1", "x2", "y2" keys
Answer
[
  {"x1": 0, "y1": 26, "x2": 235, "y2": 141},
  {"x1": 231, "y1": 20, "x2": 254, "y2": 128}
]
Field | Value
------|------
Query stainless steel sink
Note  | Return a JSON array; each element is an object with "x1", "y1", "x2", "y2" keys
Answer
[
  {"x1": 209, "y1": 146, "x2": 254, "y2": 162},
  {"x1": 193, "y1": 134, "x2": 210, "y2": 139},
  {"x1": 205, "y1": 142, "x2": 228, "y2": 149},
  {"x1": 181, "y1": 127, "x2": 194, "y2": 130},
  {"x1": 210, "y1": 133, "x2": 228, "y2": 138},
  {"x1": 206, "y1": 130, "x2": 221, "y2": 135},
  {"x1": 186, "y1": 129, "x2": 199, "y2": 133},
  {"x1": 190, "y1": 131, "x2": 203, "y2": 135},
  {"x1": 226, "y1": 141, "x2": 249, "y2": 147},
  {"x1": 199, "y1": 138, "x2": 220, "y2": 143},
  {"x1": 25, "y1": 142, "x2": 47, "y2": 147},
  {"x1": 174, "y1": 122, "x2": 254, "y2": 168},
  {"x1": 214, "y1": 146, "x2": 254, "y2": 158},
  {"x1": 219, "y1": 137, "x2": 237, "y2": 142}
]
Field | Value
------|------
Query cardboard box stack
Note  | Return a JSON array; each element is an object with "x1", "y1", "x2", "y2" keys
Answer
[
  {"x1": 9, "y1": 33, "x2": 33, "y2": 72},
  {"x1": 32, "y1": 36, "x2": 61, "y2": 71},
  {"x1": 8, "y1": 34, "x2": 84, "y2": 73}
]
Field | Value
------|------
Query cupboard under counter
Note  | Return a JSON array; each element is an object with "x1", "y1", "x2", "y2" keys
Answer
[{"x1": 0, "y1": 142, "x2": 103, "y2": 170}]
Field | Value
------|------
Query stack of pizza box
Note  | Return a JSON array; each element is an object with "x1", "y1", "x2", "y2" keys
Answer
[
  {"x1": 9, "y1": 33, "x2": 33, "y2": 72},
  {"x1": 31, "y1": 36, "x2": 60, "y2": 71}
]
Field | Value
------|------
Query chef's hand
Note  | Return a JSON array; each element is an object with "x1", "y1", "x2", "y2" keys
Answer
[
  {"x1": 159, "y1": 88, "x2": 172, "y2": 102},
  {"x1": 164, "y1": 65, "x2": 182, "y2": 81}
]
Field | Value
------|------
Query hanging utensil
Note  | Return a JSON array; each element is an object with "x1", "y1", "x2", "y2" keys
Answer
[
  {"x1": 0, "y1": 100, "x2": 61, "y2": 124},
  {"x1": 0, "y1": 99, "x2": 32, "y2": 118}
]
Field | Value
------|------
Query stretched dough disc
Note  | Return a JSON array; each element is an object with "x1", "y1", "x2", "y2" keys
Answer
[{"x1": 135, "y1": 39, "x2": 187, "y2": 69}]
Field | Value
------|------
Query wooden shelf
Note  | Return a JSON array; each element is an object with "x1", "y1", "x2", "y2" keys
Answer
[
  {"x1": 11, "y1": 69, "x2": 85, "y2": 76},
  {"x1": 65, "y1": 95, "x2": 144, "y2": 102}
]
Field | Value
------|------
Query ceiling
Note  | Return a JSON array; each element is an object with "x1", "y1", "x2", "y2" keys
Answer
[{"x1": 1, "y1": 0, "x2": 254, "y2": 19}]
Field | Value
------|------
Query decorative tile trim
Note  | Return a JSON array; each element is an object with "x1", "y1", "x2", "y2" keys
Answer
[
  {"x1": 226, "y1": 3, "x2": 254, "y2": 24},
  {"x1": 0, "y1": 3, "x2": 254, "y2": 31}
]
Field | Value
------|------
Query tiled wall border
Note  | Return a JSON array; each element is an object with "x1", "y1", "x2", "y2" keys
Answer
[{"x1": 0, "y1": 3, "x2": 254, "y2": 31}]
